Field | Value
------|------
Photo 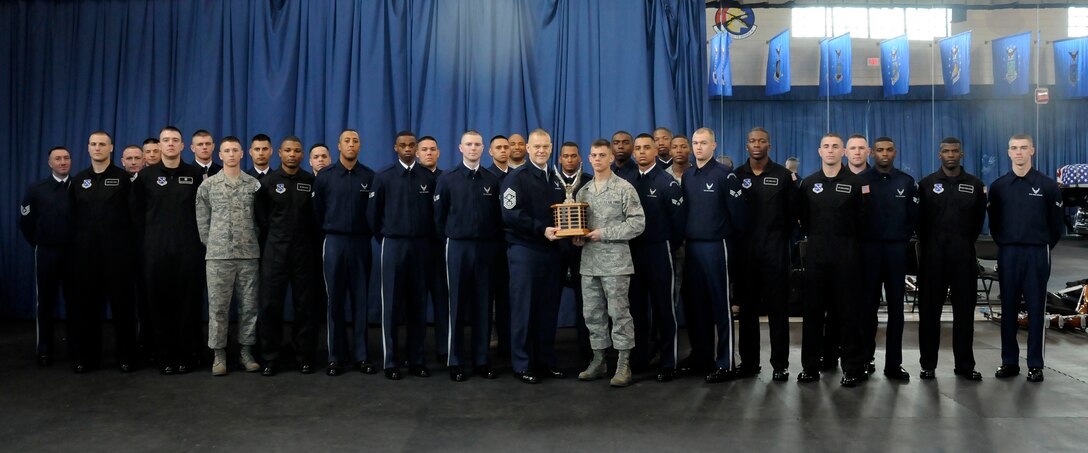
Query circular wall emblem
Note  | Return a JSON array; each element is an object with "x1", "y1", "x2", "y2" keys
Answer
[{"x1": 714, "y1": 6, "x2": 757, "y2": 40}]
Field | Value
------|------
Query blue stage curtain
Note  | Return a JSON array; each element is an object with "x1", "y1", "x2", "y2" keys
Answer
[{"x1": 0, "y1": 0, "x2": 708, "y2": 319}]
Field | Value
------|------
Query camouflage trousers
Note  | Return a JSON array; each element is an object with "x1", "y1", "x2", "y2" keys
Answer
[
  {"x1": 580, "y1": 275, "x2": 634, "y2": 351},
  {"x1": 206, "y1": 259, "x2": 259, "y2": 350}
]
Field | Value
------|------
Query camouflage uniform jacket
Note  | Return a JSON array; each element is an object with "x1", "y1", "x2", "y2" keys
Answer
[
  {"x1": 575, "y1": 173, "x2": 646, "y2": 276},
  {"x1": 196, "y1": 171, "x2": 262, "y2": 260}
]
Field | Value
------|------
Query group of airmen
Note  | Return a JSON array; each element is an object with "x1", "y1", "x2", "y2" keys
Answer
[{"x1": 20, "y1": 124, "x2": 1065, "y2": 386}]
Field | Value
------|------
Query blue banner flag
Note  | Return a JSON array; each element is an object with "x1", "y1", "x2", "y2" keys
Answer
[
  {"x1": 765, "y1": 29, "x2": 791, "y2": 96},
  {"x1": 1054, "y1": 37, "x2": 1088, "y2": 98},
  {"x1": 991, "y1": 32, "x2": 1031, "y2": 97},
  {"x1": 709, "y1": 31, "x2": 732, "y2": 97},
  {"x1": 939, "y1": 31, "x2": 971, "y2": 96},
  {"x1": 819, "y1": 33, "x2": 852, "y2": 96},
  {"x1": 879, "y1": 35, "x2": 910, "y2": 97}
]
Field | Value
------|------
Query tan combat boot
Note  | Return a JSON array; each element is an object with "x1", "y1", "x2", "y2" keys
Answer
[
  {"x1": 610, "y1": 349, "x2": 632, "y2": 387},
  {"x1": 579, "y1": 349, "x2": 607, "y2": 381},
  {"x1": 212, "y1": 349, "x2": 228, "y2": 376},
  {"x1": 240, "y1": 345, "x2": 260, "y2": 372}
]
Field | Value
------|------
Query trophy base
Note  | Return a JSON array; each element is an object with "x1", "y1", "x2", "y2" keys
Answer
[{"x1": 555, "y1": 228, "x2": 591, "y2": 238}]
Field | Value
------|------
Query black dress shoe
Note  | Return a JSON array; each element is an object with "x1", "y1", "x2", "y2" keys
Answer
[
  {"x1": 261, "y1": 365, "x2": 276, "y2": 377},
  {"x1": 449, "y1": 366, "x2": 467, "y2": 382},
  {"x1": 883, "y1": 367, "x2": 910, "y2": 381},
  {"x1": 326, "y1": 362, "x2": 342, "y2": 376},
  {"x1": 299, "y1": 363, "x2": 315, "y2": 374},
  {"x1": 539, "y1": 367, "x2": 566, "y2": 379},
  {"x1": 409, "y1": 365, "x2": 431, "y2": 378},
  {"x1": 734, "y1": 364, "x2": 761, "y2": 378},
  {"x1": 176, "y1": 364, "x2": 190, "y2": 374},
  {"x1": 864, "y1": 362, "x2": 876, "y2": 376},
  {"x1": 37, "y1": 354, "x2": 52, "y2": 367},
  {"x1": 355, "y1": 361, "x2": 378, "y2": 374},
  {"x1": 513, "y1": 371, "x2": 539, "y2": 384},
  {"x1": 476, "y1": 366, "x2": 499, "y2": 379},
  {"x1": 385, "y1": 367, "x2": 403, "y2": 380},
  {"x1": 919, "y1": 369, "x2": 936, "y2": 380},
  {"x1": 74, "y1": 363, "x2": 96, "y2": 374},
  {"x1": 840, "y1": 374, "x2": 861, "y2": 387},
  {"x1": 772, "y1": 369, "x2": 789, "y2": 381},
  {"x1": 656, "y1": 368, "x2": 678, "y2": 382},
  {"x1": 1027, "y1": 368, "x2": 1044, "y2": 383},
  {"x1": 119, "y1": 363, "x2": 135, "y2": 373},
  {"x1": 953, "y1": 369, "x2": 982, "y2": 381},
  {"x1": 159, "y1": 365, "x2": 176, "y2": 375},
  {"x1": 819, "y1": 357, "x2": 838, "y2": 371},
  {"x1": 705, "y1": 368, "x2": 735, "y2": 383},
  {"x1": 995, "y1": 364, "x2": 1020, "y2": 378},
  {"x1": 797, "y1": 370, "x2": 820, "y2": 383}
]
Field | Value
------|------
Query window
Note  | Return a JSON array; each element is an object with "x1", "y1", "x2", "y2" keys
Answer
[
  {"x1": 1071, "y1": 7, "x2": 1088, "y2": 38},
  {"x1": 904, "y1": 8, "x2": 951, "y2": 41},
  {"x1": 868, "y1": 8, "x2": 905, "y2": 40},
  {"x1": 831, "y1": 7, "x2": 869, "y2": 38},
  {"x1": 792, "y1": 7, "x2": 830, "y2": 38},
  {"x1": 791, "y1": 7, "x2": 949, "y2": 40}
]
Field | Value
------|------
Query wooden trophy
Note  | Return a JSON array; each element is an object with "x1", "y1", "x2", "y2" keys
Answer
[{"x1": 551, "y1": 165, "x2": 590, "y2": 237}]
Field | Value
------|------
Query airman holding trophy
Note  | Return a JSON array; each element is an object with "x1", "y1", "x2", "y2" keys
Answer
[{"x1": 565, "y1": 139, "x2": 646, "y2": 387}]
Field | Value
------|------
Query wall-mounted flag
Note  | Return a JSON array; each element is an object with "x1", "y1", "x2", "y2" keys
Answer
[
  {"x1": 879, "y1": 34, "x2": 909, "y2": 97},
  {"x1": 939, "y1": 31, "x2": 971, "y2": 96},
  {"x1": 1053, "y1": 37, "x2": 1088, "y2": 98},
  {"x1": 766, "y1": 29, "x2": 791, "y2": 96},
  {"x1": 819, "y1": 33, "x2": 852, "y2": 96},
  {"x1": 709, "y1": 31, "x2": 732, "y2": 97},
  {"x1": 991, "y1": 32, "x2": 1031, "y2": 97}
]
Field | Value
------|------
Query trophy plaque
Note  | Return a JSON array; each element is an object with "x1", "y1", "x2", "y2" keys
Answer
[{"x1": 551, "y1": 165, "x2": 590, "y2": 237}]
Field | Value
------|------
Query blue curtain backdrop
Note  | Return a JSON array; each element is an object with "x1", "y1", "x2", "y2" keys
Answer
[{"x1": 0, "y1": 0, "x2": 709, "y2": 319}]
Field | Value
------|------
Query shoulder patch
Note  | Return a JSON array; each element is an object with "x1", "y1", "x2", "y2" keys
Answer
[{"x1": 503, "y1": 187, "x2": 517, "y2": 209}]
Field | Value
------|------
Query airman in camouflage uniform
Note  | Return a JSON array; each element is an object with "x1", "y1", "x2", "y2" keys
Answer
[
  {"x1": 195, "y1": 136, "x2": 262, "y2": 376},
  {"x1": 574, "y1": 139, "x2": 646, "y2": 387}
]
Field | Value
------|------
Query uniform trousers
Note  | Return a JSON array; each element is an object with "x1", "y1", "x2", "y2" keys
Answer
[
  {"x1": 581, "y1": 275, "x2": 634, "y2": 351},
  {"x1": 322, "y1": 234, "x2": 371, "y2": 364},
  {"x1": 446, "y1": 239, "x2": 496, "y2": 367},
  {"x1": 998, "y1": 244, "x2": 1050, "y2": 369},
  {"x1": 207, "y1": 259, "x2": 258, "y2": 349},
  {"x1": 507, "y1": 243, "x2": 562, "y2": 373}
]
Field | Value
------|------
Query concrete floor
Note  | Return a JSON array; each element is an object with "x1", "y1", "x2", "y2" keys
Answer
[
  {"x1": 1, "y1": 237, "x2": 1086, "y2": 452},
  {"x1": 2, "y1": 318, "x2": 1088, "y2": 452}
]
